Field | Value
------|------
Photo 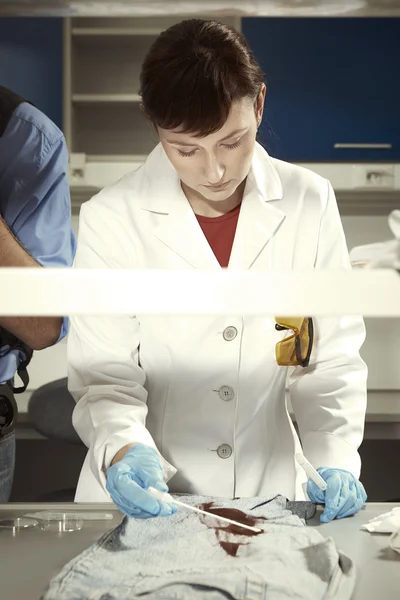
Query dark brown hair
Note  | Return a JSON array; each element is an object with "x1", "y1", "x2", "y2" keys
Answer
[{"x1": 139, "y1": 19, "x2": 265, "y2": 137}]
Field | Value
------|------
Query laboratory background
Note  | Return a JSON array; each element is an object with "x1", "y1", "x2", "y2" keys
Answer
[{"x1": 1, "y1": 0, "x2": 400, "y2": 506}]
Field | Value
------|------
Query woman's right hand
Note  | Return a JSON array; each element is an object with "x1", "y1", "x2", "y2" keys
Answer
[{"x1": 106, "y1": 444, "x2": 176, "y2": 519}]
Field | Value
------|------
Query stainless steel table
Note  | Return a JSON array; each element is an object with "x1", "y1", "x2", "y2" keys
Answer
[{"x1": 0, "y1": 502, "x2": 399, "y2": 599}]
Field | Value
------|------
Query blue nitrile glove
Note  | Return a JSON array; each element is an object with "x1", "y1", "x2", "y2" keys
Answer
[
  {"x1": 307, "y1": 468, "x2": 367, "y2": 523},
  {"x1": 106, "y1": 444, "x2": 177, "y2": 519}
]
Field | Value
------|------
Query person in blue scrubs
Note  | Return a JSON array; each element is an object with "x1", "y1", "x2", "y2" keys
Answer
[{"x1": 0, "y1": 87, "x2": 76, "y2": 501}]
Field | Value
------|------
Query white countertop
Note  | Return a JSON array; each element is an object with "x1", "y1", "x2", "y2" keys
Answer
[{"x1": 1, "y1": 502, "x2": 400, "y2": 600}]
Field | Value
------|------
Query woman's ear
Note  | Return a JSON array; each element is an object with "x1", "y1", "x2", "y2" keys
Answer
[{"x1": 256, "y1": 83, "x2": 267, "y2": 127}]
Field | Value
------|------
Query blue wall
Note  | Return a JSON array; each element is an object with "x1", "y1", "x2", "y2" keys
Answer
[
  {"x1": 242, "y1": 17, "x2": 400, "y2": 161},
  {"x1": 1, "y1": 17, "x2": 398, "y2": 159},
  {"x1": 0, "y1": 17, "x2": 63, "y2": 129}
]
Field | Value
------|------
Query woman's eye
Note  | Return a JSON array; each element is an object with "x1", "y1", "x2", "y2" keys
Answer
[
  {"x1": 224, "y1": 141, "x2": 241, "y2": 150},
  {"x1": 177, "y1": 141, "x2": 241, "y2": 157},
  {"x1": 178, "y1": 149, "x2": 196, "y2": 158}
]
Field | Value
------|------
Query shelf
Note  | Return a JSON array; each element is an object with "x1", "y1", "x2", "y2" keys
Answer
[
  {"x1": 72, "y1": 94, "x2": 141, "y2": 103},
  {"x1": 64, "y1": 15, "x2": 240, "y2": 162},
  {"x1": 336, "y1": 190, "x2": 400, "y2": 216},
  {"x1": 72, "y1": 28, "x2": 161, "y2": 36},
  {"x1": 72, "y1": 104, "x2": 156, "y2": 156},
  {"x1": 68, "y1": 157, "x2": 147, "y2": 200}
]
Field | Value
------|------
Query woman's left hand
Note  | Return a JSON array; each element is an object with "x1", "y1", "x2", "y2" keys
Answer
[{"x1": 307, "y1": 468, "x2": 367, "y2": 523}]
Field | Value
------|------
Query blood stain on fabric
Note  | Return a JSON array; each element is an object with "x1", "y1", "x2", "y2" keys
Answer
[{"x1": 198, "y1": 502, "x2": 267, "y2": 557}]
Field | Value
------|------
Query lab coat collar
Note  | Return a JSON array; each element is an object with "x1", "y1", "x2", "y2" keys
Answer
[{"x1": 140, "y1": 143, "x2": 285, "y2": 269}]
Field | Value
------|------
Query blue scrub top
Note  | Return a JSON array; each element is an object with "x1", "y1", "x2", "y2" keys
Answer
[{"x1": 0, "y1": 101, "x2": 76, "y2": 384}]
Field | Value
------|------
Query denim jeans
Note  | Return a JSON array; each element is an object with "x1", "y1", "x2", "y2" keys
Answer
[
  {"x1": 0, "y1": 430, "x2": 15, "y2": 501},
  {"x1": 43, "y1": 495, "x2": 355, "y2": 600}
]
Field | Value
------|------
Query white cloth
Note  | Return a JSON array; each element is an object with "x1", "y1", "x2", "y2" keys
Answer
[
  {"x1": 390, "y1": 528, "x2": 400, "y2": 554},
  {"x1": 68, "y1": 142, "x2": 367, "y2": 503},
  {"x1": 349, "y1": 209, "x2": 400, "y2": 269},
  {"x1": 361, "y1": 507, "x2": 400, "y2": 554}
]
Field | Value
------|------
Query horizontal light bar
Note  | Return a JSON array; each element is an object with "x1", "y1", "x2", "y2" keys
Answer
[
  {"x1": 2, "y1": 1, "x2": 394, "y2": 18},
  {"x1": 0, "y1": 268, "x2": 399, "y2": 317}
]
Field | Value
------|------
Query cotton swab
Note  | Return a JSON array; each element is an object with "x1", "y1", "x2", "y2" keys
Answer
[{"x1": 147, "y1": 487, "x2": 262, "y2": 533}]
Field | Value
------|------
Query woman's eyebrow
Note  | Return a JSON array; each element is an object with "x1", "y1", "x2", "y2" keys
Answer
[
  {"x1": 218, "y1": 127, "x2": 248, "y2": 142},
  {"x1": 166, "y1": 127, "x2": 248, "y2": 147}
]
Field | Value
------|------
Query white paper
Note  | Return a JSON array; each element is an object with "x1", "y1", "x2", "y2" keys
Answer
[
  {"x1": 361, "y1": 507, "x2": 400, "y2": 533},
  {"x1": 390, "y1": 528, "x2": 400, "y2": 554},
  {"x1": 350, "y1": 210, "x2": 400, "y2": 269}
]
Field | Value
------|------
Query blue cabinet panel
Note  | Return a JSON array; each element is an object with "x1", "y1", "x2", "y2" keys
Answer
[
  {"x1": 0, "y1": 17, "x2": 63, "y2": 129},
  {"x1": 242, "y1": 18, "x2": 400, "y2": 161}
]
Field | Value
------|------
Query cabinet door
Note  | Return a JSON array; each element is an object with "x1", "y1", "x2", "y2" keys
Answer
[
  {"x1": 0, "y1": 17, "x2": 63, "y2": 129},
  {"x1": 242, "y1": 18, "x2": 400, "y2": 162}
]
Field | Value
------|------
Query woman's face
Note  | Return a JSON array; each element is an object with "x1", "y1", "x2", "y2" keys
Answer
[{"x1": 158, "y1": 86, "x2": 265, "y2": 204}]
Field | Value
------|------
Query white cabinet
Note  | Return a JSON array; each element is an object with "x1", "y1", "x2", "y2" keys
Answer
[{"x1": 63, "y1": 15, "x2": 241, "y2": 162}]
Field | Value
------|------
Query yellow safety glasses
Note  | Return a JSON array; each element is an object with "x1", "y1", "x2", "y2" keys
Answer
[{"x1": 275, "y1": 317, "x2": 314, "y2": 368}]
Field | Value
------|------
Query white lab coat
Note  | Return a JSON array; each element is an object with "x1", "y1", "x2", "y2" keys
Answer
[{"x1": 68, "y1": 142, "x2": 367, "y2": 503}]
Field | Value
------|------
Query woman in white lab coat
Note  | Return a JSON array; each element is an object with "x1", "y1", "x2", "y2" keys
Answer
[{"x1": 68, "y1": 19, "x2": 367, "y2": 523}]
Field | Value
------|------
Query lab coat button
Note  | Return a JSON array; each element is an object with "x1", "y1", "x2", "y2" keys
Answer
[
  {"x1": 217, "y1": 444, "x2": 232, "y2": 459},
  {"x1": 218, "y1": 386, "x2": 235, "y2": 401},
  {"x1": 223, "y1": 326, "x2": 238, "y2": 341}
]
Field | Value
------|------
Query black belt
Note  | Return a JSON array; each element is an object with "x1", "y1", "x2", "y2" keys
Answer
[{"x1": 0, "y1": 382, "x2": 17, "y2": 436}]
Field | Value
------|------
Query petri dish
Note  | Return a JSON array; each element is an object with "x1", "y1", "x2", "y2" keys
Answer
[
  {"x1": 25, "y1": 511, "x2": 114, "y2": 521},
  {"x1": 0, "y1": 517, "x2": 38, "y2": 533},
  {"x1": 37, "y1": 512, "x2": 84, "y2": 533}
]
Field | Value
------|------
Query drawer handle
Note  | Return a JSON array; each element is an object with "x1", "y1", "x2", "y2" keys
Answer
[{"x1": 334, "y1": 143, "x2": 392, "y2": 149}]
